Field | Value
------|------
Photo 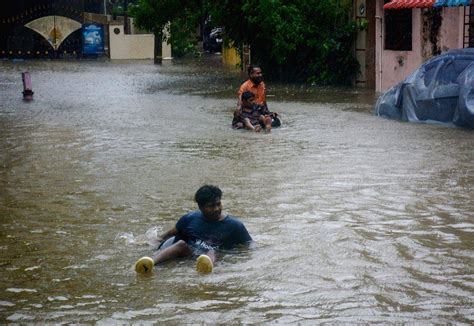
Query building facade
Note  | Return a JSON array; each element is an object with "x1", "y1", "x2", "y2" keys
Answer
[{"x1": 356, "y1": 0, "x2": 472, "y2": 91}]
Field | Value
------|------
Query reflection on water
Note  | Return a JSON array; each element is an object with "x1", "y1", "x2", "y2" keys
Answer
[{"x1": 0, "y1": 57, "x2": 473, "y2": 323}]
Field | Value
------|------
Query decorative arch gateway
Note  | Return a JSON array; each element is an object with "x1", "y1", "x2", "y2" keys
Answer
[
  {"x1": 25, "y1": 16, "x2": 82, "y2": 51},
  {"x1": 0, "y1": 0, "x2": 84, "y2": 58}
]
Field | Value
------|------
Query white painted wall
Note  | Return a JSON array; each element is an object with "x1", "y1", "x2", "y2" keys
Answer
[{"x1": 109, "y1": 24, "x2": 154, "y2": 59}]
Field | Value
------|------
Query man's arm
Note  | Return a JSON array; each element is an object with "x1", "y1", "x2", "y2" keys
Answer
[
  {"x1": 232, "y1": 220, "x2": 252, "y2": 246},
  {"x1": 238, "y1": 224, "x2": 252, "y2": 244},
  {"x1": 157, "y1": 226, "x2": 179, "y2": 244},
  {"x1": 235, "y1": 103, "x2": 243, "y2": 117},
  {"x1": 238, "y1": 81, "x2": 250, "y2": 105}
]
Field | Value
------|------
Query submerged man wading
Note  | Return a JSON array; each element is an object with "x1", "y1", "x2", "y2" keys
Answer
[{"x1": 134, "y1": 185, "x2": 252, "y2": 274}]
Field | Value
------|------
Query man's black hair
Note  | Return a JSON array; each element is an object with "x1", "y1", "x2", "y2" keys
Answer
[
  {"x1": 241, "y1": 91, "x2": 255, "y2": 101},
  {"x1": 248, "y1": 64, "x2": 261, "y2": 76},
  {"x1": 195, "y1": 185, "x2": 222, "y2": 207}
]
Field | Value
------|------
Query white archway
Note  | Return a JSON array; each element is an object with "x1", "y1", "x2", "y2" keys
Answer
[{"x1": 25, "y1": 15, "x2": 82, "y2": 51}]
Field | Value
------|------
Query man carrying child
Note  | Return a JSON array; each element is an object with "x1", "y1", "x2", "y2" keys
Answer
[{"x1": 232, "y1": 65, "x2": 281, "y2": 132}]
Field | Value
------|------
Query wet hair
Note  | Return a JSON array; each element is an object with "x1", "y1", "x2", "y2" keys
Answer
[
  {"x1": 248, "y1": 64, "x2": 261, "y2": 76},
  {"x1": 195, "y1": 185, "x2": 222, "y2": 207},
  {"x1": 241, "y1": 91, "x2": 255, "y2": 101}
]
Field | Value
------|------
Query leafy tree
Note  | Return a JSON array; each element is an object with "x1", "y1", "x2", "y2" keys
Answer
[{"x1": 130, "y1": 0, "x2": 359, "y2": 84}]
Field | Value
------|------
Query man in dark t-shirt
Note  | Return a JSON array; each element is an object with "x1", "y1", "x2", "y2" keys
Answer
[{"x1": 134, "y1": 185, "x2": 252, "y2": 274}]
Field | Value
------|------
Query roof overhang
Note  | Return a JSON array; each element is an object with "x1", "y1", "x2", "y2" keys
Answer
[{"x1": 383, "y1": 0, "x2": 471, "y2": 9}]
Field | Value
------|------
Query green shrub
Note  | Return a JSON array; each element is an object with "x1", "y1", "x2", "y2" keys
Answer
[{"x1": 131, "y1": 0, "x2": 359, "y2": 84}]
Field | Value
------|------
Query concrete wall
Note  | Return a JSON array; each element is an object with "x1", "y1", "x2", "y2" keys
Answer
[
  {"x1": 84, "y1": 12, "x2": 111, "y2": 25},
  {"x1": 365, "y1": 0, "x2": 376, "y2": 88},
  {"x1": 162, "y1": 40, "x2": 172, "y2": 59},
  {"x1": 223, "y1": 45, "x2": 241, "y2": 67},
  {"x1": 438, "y1": 7, "x2": 464, "y2": 52},
  {"x1": 109, "y1": 24, "x2": 154, "y2": 59},
  {"x1": 223, "y1": 44, "x2": 251, "y2": 70},
  {"x1": 375, "y1": 2, "x2": 464, "y2": 92}
]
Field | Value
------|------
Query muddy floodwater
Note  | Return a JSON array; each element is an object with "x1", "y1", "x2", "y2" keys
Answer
[{"x1": 0, "y1": 56, "x2": 473, "y2": 324}]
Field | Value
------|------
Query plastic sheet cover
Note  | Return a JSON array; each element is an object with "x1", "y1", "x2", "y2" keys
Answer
[{"x1": 375, "y1": 48, "x2": 474, "y2": 129}]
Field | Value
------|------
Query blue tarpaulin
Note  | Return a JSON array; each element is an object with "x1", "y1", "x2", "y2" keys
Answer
[
  {"x1": 375, "y1": 48, "x2": 474, "y2": 129},
  {"x1": 433, "y1": 0, "x2": 471, "y2": 7}
]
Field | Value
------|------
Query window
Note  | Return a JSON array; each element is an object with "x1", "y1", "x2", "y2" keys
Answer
[
  {"x1": 464, "y1": 6, "x2": 474, "y2": 48},
  {"x1": 384, "y1": 2, "x2": 412, "y2": 51}
]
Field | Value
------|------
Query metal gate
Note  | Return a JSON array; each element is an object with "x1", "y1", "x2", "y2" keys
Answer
[{"x1": 0, "y1": 0, "x2": 84, "y2": 58}]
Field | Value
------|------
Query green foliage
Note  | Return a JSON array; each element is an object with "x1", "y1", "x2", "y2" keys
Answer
[
  {"x1": 130, "y1": 0, "x2": 203, "y2": 57},
  {"x1": 358, "y1": 18, "x2": 369, "y2": 31},
  {"x1": 112, "y1": 6, "x2": 124, "y2": 17},
  {"x1": 169, "y1": 19, "x2": 200, "y2": 58},
  {"x1": 131, "y1": 0, "x2": 359, "y2": 84}
]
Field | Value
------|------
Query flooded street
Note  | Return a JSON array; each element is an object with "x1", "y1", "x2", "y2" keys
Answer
[{"x1": 0, "y1": 56, "x2": 473, "y2": 323}]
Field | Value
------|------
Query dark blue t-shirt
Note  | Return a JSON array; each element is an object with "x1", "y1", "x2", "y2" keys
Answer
[{"x1": 175, "y1": 210, "x2": 252, "y2": 250}]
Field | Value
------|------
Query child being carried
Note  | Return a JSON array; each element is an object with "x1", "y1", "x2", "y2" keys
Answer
[{"x1": 233, "y1": 91, "x2": 273, "y2": 132}]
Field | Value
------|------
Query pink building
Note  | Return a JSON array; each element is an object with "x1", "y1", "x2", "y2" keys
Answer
[{"x1": 355, "y1": 0, "x2": 472, "y2": 91}]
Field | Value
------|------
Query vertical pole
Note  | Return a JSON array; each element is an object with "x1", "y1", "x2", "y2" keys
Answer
[
  {"x1": 154, "y1": 33, "x2": 162, "y2": 64},
  {"x1": 124, "y1": 0, "x2": 129, "y2": 34},
  {"x1": 248, "y1": 45, "x2": 251, "y2": 66}
]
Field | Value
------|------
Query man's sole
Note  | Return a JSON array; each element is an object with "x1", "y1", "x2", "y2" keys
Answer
[
  {"x1": 134, "y1": 256, "x2": 154, "y2": 274},
  {"x1": 196, "y1": 254, "x2": 213, "y2": 274}
]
